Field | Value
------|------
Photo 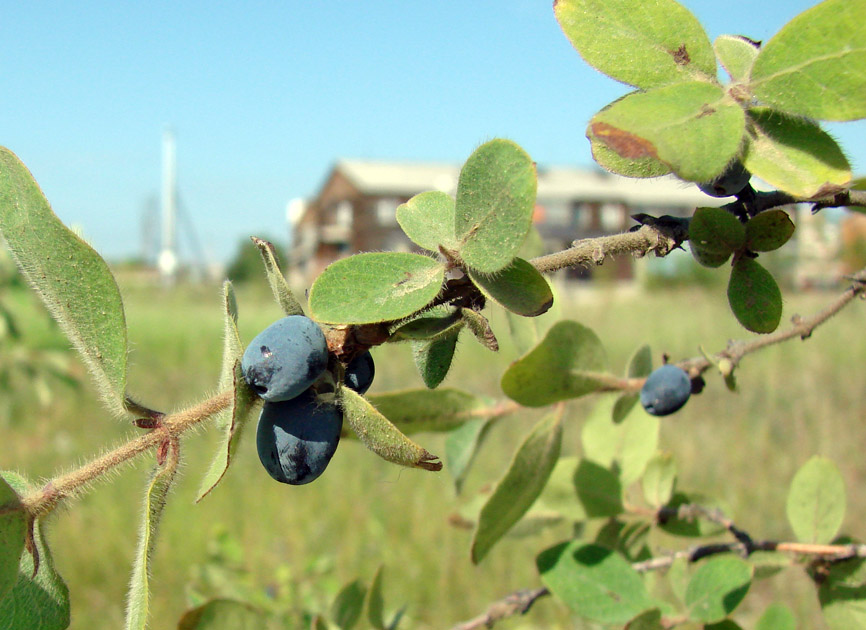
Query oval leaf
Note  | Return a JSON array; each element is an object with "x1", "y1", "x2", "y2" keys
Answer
[
  {"x1": 537, "y1": 542, "x2": 656, "y2": 625},
  {"x1": 786, "y1": 455, "x2": 846, "y2": 544},
  {"x1": 251, "y1": 236, "x2": 304, "y2": 316},
  {"x1": 642, "y1": 453, "x2": 677, "y2": 508},
  {"x1": 714, "y1": 35, "x2": 760, "y2": 82},
  {"x1": 471, "y1": 411, "x2": 562, "y2": 564},
  {"x1": 309, "y1": 252, "x2": 445, "y2": 324},
  {"x1": 745, "y1": 210, "x2": 795, "y2": 252},
  {"x1": 445, "y1": 417, "x2": 496, "y2": 494},
  {"x1": 688, "y1": 207, "x2": 746, "y2": 267},
  {"x1": 455, "y1": 140, "x2": 537, "y2": 273},
  {"x1": 411, "y1": 331, "x2": 460, "y2": 389},
  {"x1": 573, "y1": 459, "x2": 623, "y2": 518},
  {"x1": 0, "y1": 147, "x2": 129, "y2": 416},
  {"x1": 590, "y1": 137, "x2": 670, "y2": 178},
  {"x1": 750, "y1": 0, "x2": 866, "y2": 121},
  {"x1": 367, "y1": 566, "x2": 386, "y2": 630},
  {"x1": 178, "y1": 599, "x2": 267, "y2": 630},
  {"x1": 0, "y1": 475, "x2": 25, "y2": 601},
  {"x1": 742, "y1": 108, "x2": 851, "y2": 198},
  {"x1": 340, "y1": 387, "x2": 442, "y2": 471},
  {"x1": 467, "y1": 258, "x2": 553, "y2": 317},
  {"x1": 365, "y1": 388, "x2": 488, "y2": 434},
  {"x1": 554, "y1": 0, "x2": 716, "y2": 88},
  {"x1": 685, "y1": 555, "x2": 752, "y2": 623},
  {"x1": 388, "y1": 305, "x2": 462, "y2": 341},
  {"x1": 727, "y1": 258, "x2": 782, "y2": 333},
  {"x1": 396, "y1": 191, "x2": 457, "y2": 253},
  {"x1": 332, "y1": 578, "x2": 367, "y2": 630},
  {"x1": 501, "y1": 320, "x2": 608, "y2": 407},
  {"x1": 756, "y1": 603, "x2": 796, "y2": 630}
]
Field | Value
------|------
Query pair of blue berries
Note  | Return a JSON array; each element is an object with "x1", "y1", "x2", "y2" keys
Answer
[{"x1": 242, "y1": 315, "x2": 375, "y2": 485}]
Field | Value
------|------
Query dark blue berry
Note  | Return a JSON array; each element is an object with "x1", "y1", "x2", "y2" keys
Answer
[
  {"x1": 640, "y1": 364, "x2": 691, "y2": 416},
  {"x1": 242, "y1": 316, "x2": 328, "y2": 402},
  {"x1": 256, "y1": 390, "x2": 343, "y2": 485},
  {"x1": 344, "y1": 351, "x2": 375, "y2": 395}
]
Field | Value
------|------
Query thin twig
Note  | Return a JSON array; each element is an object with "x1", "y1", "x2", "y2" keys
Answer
[{"x1": 448, "y1": 588, "x2": 550, "y2": 630}]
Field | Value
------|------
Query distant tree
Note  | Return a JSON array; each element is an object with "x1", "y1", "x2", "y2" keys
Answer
[{"x1": 225, "y1": 236, "x2": 285, "y2": 284}]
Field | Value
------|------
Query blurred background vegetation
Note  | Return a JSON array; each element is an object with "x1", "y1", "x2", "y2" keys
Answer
[{"x1": 1, "y1": 261, "x2": 864, "y2": 628}]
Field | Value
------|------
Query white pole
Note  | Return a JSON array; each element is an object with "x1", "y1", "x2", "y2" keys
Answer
[{"x1": 159, "y1": 127, "x2": 178, "y2": 282}]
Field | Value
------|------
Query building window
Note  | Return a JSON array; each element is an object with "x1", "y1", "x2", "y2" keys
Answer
[
  {"x1": 335, "y1": 201, "x2": 353, "y2": 228},
  {"x1": 376, "y1": 198, "x2": 399, "y2": 226},
  {"x1": 573, "y1": 202, "x2": 594, "y2": 231},
  {"x1": 600, "y1": 203, "x2": 624, "y2": 232}
]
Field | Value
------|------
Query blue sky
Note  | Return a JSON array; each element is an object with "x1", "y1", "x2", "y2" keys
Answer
[{"x1": 2, "y1": 1, "x2": 862, "y2": 265}]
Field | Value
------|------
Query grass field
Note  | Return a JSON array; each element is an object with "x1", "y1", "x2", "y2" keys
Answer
[{"x1": 2, "y1": 275, "x2": 865, "y2": 629}]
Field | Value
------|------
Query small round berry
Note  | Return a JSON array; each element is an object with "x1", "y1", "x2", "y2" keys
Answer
[
  {"x1": 344, "y1": 351, "x2": 375, "y2": 395},
  {"x1": 640, "y1": 364, "x2": 692, "y2": 416}
]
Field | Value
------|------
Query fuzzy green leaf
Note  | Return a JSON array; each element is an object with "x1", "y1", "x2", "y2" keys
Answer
[
  {"x1": 177, "y1": 599, "x2": 267, "y2": 630},
  {"x1": 749, "y1": 0, "x2": 866, "y2": 121},
  {"x1": 660, "y1": 492, "x2": 728, "y2": 538},
  {"x1": 588, "y1": 83, "x2": 746, "y2": 183},
  {"x1": 742, "y1": 108, "x2": 851, "y2": 198},
  {"x1": 756, "y1": 603, "x2": 796, "y2": 630},
  {"x1": 0, "y1": 477, "x2": 25, "y2": 602},
  {"x1": 251, "y1": 237, "x2": 304, "y2": 316},
  {"x1": 642, "y1": 453, "x2": 677, "y2": 508},
  {"x1": 309, "y1": 253, "x2": 445, "y2": 324},
  {"x1": 786, "y1": 455, "x2": 846, "y2": 544},
  {"x1": 411, "y1": 331, "x2": 459, "y2": 389},
  {"x1": 332, "y1": 579, "x2": 367, "y2": 630},
  {"x1": 554, "y1": 0, "x2": 716, "y2": 88},
  {"x1": 727, "y1": 258, "x2": 782, "y2": 333},
  {"x1": 471, "y1": 411, "x2": 562, "y2": 563},
  {"x1": 125, "y1": 448, "x2": 180, "y2": 630},
  {"x1": 446, "y1": 417, "x2": 496, "y2": 494},
  {"x1": 366, "y1": 388, "x2": 488, "y2": 434},
  {"x1": 459, "y1": 308, "x2": 499, "y2": 352},
  {"x1": 455, "y1": 140, "x2": 537, "y2": 273},
  {"x1": 388, "y1": 306, "x2": 462, "y2": 341},
  {"x1": 396, "y1": 191, "x2": 458, "y2": 252},
  {"x1": 467, "y1": 258, "x2": 553, "y2": 317},
  {"x1": 0, "y1": 147, "x2": 129, "y2": 417},
  {"x1": 685, "y1": 555, "x2": 752, "y2": 623},
  {"x1": 196, "y1": 363, "x2": 260, "y2": 502},
  {"x1": 582, "y1": 397, "x2": 659, "y2": 486},
  {"x1": 341, "y1": 387, "x2": 442, "y2": 471},
  {"x1": 689, "y1": 207, "x2": 746, "y2": 268},
  {"x1": 590, "y1": 138, "x2": 670, "y2": 178},
  {"x1": 501, "y1": 320, "x2": 608, "y2": 407},
  {"x1": 367, "y1": 566, "x2": 386, "y2": 630},
  {"x1": 714, "y1": 35, "x2": 760, "y2": 82},
  {"x1": 818, "y1": 551, "x2": 866, "y2": 629},
  {"x1": 537, "y1": 542, "x2": 656, "y2": 624},
  {"x1": 745, "y1": 210, "x2": 795, "y2": 252},
  {"x1": 573, "y1": 459, "x2": 623, "y2": 518},
  {"x1": 0, "y1": 473, "x2": 69, "y2": 630}
]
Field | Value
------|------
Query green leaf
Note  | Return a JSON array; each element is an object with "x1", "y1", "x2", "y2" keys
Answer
[
  {"x1": 749, "y1": 550, "x2": 793, "y2": 580},
  {"x1": 581, "y1": 397, "x2": 659, "y2": 485},
  {"x1": 642, "y1": 453, "x2": 677, "y2": 508},
  {"x1": 309, "y1": 253, "x2": 445, "y2": 324},
  {"x1": 0, "y1": 147, "x2": 129, "y2": 417},
  {"x1": 459, "y1": 308, "x2": 499, "y2": 352},
  {"x1": 756, "y1": 602, "x2": 796, "y2": 630},
  {"x1": 537, "y1": 542, "x2": 656, "y2": 625},
  {"x1": 126, "y1": 447, "x2": 180, "y2": 630},
  {"x1": 786, "y1": 455, "x2": 846, "y2": 544},
  {"x1": 332, "y1": 579, "x2": 367, "y2": 630},
  {"x1": 501, "y1": 320, "x2": 609, "y2": 407},
  {"x1": 216, "y1": 282, "x2": 242, "y2": 394},
  {"x1": 0, "y1": 473, "x2": 69, "y2": 630},
  {"x1": 367, "y1": 566, "x2": 385, "y2": 630},
  {"x1": 554, "y1": 0, "x2": 716, "y2": 88},
  {"x1": 177, "y1": 599, "x2": 267, "y2": 630},
  {"x1": 455, "y1": 140, "x2": 537, "y2": 273},
  {"x1": 196, "y1": 363, "x2": 261, "y2": 502},
  {"x1": 742, "y1": 108, "x2": 851, "y2": 198},
  {"x1": 445, "y1": 417, "x2": 495, "y2": 494},
  {"x1": 626, "y1": 609, "x2": 664, "y2": 630},
  {"x1": 467, "y1": 258, "x2": 553, "y2": 317},
  {"x1": 388, "y1": 306, "x2": 462, "y2": 341},
  {"x1": 689, "y1": 207, "x2": 746, "y2": 268},
  {"x1": 340, "y1": 387, "x2": 442, "y2": 471},
  {"x1": 714, "y1": 35, "x2": 760, "y2": 82},
  {"x1": 749, "y1": 0, "x2": 866, "y2": 121},
  {"x1": 573, "y1": 459, "x2": 623, "y2": 518},
  {"x1": 0, "y1": 476, "x2": 25, "y2": 602},
  {"x1": 251, "y1": 236, "x2": 304, "y2": 316},
  {"x1": 727, "y1": 258, "x2": 783, "y2": 333},
  {"x1": 588, "y1": 83, "x2": 746, "y2": 183},
  {"x1": 819, "y1": 552, "x2": 866, "y2": 630},
  {"x1": 396, "y1": 191, "x2": 458, "y2": 252},
  {"x1": 411, "y1": 331, "x2": 459, "y2": 389},
  {"x1": 660, "y1": 492, "x2": 728, "y2": 538},
  {"x1": 590, "y1": 137, "x2": 670, "y2": 178},
  {"x1": 471, "y1": 411, "x2": 562, "y2": 563},
  {"x1": 684, "y1": 555, "x2": 752, "y2": 623},
  {"x1": 613, "y1": 344, "x2": 652, "y2": 423},
  {"x1": 365, "y1": 388, "x2": 488, "y2": 434},
  {"x1": 745, "y1": 210, "x2": 795, "y2": 252}
]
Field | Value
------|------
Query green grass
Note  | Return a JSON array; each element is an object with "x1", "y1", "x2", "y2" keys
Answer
[{"x1": 2, "y1": 277, "x2": 865, "y2": 629}]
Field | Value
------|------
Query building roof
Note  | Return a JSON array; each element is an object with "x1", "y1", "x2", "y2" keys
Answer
[{"x1": 334, "y1": 158, "x2": 721, "y2": 208}]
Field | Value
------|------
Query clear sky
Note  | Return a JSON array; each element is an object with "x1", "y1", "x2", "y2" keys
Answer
[{"x1": 2, "y1": 0, "x2": 862, "y2": 265}]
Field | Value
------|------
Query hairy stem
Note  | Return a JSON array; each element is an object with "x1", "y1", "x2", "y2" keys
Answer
[{"x1": 21, "y1": 391, "x2": 233, "y2": 518}]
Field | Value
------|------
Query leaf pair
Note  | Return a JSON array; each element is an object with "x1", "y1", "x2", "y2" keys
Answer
[
  {"x1": 558, "y1": 0, "x2": 863, "y2": 196},
  {"x1": 689, "y1": 207, "x2": 795, "y2": 333}
]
